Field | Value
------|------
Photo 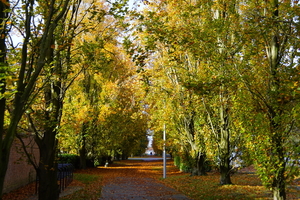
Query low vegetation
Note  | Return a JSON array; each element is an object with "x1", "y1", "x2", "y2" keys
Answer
[
  {"x1": 5, "y1": 159, "x2": 299, "y2": 200},
  {"x1": 60, "y1": 173, "x2": 102, "y2": 200}
]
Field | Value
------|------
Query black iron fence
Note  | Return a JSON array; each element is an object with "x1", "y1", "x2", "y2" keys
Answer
[
  {"x1": 57, "y1": 163, "x2": 74, "y2": 192},
  {"x1": 36, "y1": 163, "x2": 74, "y2": 194}
]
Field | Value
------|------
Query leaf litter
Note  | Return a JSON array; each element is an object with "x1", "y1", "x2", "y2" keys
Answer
[{"x1": 2, "y1": 159, "x2": 300, "y2": 200}]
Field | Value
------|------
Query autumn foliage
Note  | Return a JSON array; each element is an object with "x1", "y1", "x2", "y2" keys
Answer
[{"x1": 0, "y1": 1, "x2": 300, "y2": 200}]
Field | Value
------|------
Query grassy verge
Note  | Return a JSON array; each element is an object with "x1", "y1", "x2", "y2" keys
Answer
[
  {"x1": 60, "y1": 173, "x2": 102, "y2": 200},
  {"x1": 155, "y1": 165, "x2": 300, "y2": 200},
  {"x1": 152, "y1": 163, "x2": 300, "y2": 200},
  {"x1": 61, "y1": 161, "x2": 300, "y2": 200},
  {"x1": 73, "y1": 173, "x2": 99, "y2": 184},
  {"x1": 159, "y1": 173, "x2": 271, "y2": 200}
]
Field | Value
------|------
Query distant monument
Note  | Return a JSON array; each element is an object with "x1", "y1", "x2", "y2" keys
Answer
[{"x1": 145, "y1": 129, "x2": 155, "y2": 155}]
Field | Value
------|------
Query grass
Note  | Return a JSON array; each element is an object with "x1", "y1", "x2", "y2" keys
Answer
[
  {"x1": 57, "y1": 163, "x2": 300, "y2": 200},
  {"x1": 153, "y1": 163, "x2": 300, "y2": 200},
  {"x1": 159, "y1": 173, "x2": 271, "y2": 200},
  {"x1": 52, "y1": 161, "x2": 300, "y2": 200},
  {"x1": 7, "y1": 159, "x2": 296, "y2": 200},
  {"x1": 73, "y1": 173, "x2": 99, "y2": 185},
  {"x1": 60, "y1": 173, "x2": 102, "y2": 200}
]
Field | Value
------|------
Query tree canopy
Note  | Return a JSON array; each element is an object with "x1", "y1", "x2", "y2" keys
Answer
[{"x1": 0, "y1": 0, "x2": 299, "y2": 200}]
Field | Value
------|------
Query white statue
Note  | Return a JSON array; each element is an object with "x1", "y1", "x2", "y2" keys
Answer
[
  {"x1": 147, "y1": 135, "x2": 153, "y2": 148},
  {"x1": 145, "y1": 129, "x2": 155, "y2": 155}
]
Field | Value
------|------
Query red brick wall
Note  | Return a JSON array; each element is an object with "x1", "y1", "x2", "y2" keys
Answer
[{"x1": 3, "y1": 136, "x2": 39, "y2": 194}]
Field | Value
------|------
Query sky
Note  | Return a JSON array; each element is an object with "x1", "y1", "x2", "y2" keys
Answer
[{"x1": 128, "y1": 0, "x2": 146, "y2": 11}]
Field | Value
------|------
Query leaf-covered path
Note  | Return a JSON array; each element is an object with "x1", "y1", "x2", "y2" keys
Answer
[
  {"x1": 3, "y1": 157, "x2": 299, "y2": 199},
  {"x1": 99, "y1": 176, "x2": 190, "y2": 199},
  {"x1": 98, "y1": 158, "x2": 191, "y2": 199}
]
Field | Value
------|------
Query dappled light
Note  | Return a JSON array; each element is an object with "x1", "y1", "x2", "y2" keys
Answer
[
  {"x1": 0, "y1": 1, "x2": 300, "y2": 200},
  {"x1": 3, "y1": 159, "x2": 300, "y2": 199}
]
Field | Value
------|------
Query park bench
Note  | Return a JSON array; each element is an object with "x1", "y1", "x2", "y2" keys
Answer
[{"x1": 36, "y1": 163, "x2": 74, "y2": 194}]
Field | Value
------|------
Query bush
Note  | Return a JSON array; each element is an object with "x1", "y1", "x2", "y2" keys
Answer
[
  {"x1": 174, "y1": 156, "x2": 181, "y2": 167},
  {"x1": 180, "y1": 162, "x2": 191, "y2": 173},
  {"x1": 57, "y1": 154, "x2": 80, "y2": 168},
  {"x1": 174, "y1": 155, "x2": 192, "y2": 173}
]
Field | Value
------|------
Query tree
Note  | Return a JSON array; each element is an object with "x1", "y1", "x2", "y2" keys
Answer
[
  {"x1": 23, "y1": 1, "x2": 111, "y2": 198},
  {"x1": 235, "y1": 1, "x2": 300, "y2": 199},
  {"x1": 60, "y1": 50, "x2": 148, "y2": 163},
  {"x1": 138, "y1": 0, "x2": 299, "y2": 197},
  {"x1": 59, "y1": 8, "x2": 148, "y2": 165},
  {"x1": 133, "y1": 0, "x2": 243, "y2": 184},
  {"x1": 173, "y1": 90, "x2": 208, "y2": 176},
  {"x1": 0, "y1": 0, "x2": 71, "y2": 197},
  {"x1": 142, "y1": 51, "x2": 209, "y2": 175},
  {"x1": 0, "y1": 0, "x2": 9, "y2": 197},
  {"x1": 7, "y1": 0, "x2": 111, "y2": 198}
]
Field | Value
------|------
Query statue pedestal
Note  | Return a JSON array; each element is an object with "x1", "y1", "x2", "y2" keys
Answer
[{"x1": 145, "y1": 147, "x2": 155, "y2": 156}]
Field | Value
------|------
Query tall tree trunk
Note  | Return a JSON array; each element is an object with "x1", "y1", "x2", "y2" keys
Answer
[
  {"x1": 272, "y1": 164, "x2": 286, "y2": 200},
  {"x1": 35, "y1": 35, "x2": 63, "y2": 200},
  {"x1": 0, "y1": 151, "x2": 9, "y2": 199},
  {"x1": 0, "y1": 0, "x2": 8, "y2": 197},
  {"x1": 219, "y1": 134, "x2": 232, "y2": 185},
  {"x1": 34, "y1": 96, "x2": 62, "y2": 199},
  {"x1": 35, "y1": 83, "x2": 61, "y2": 200},
  {"x1": 185, "y1": 109, "x2": 207, "y2": 176},
  {"x1": 0, "y1": 0, "x2": 7, "y2": 142},
  {"x1": 219, "y1": 90, "x2": 232, "y2": 185},
  {"x1": 79, "y1": 133, "x2": 87, "y2": 169},
  {"x1": 0, "y1": 0, "x2": 70, "y2": 197},
  {"x1": 203, "y1": 93, "x2": 232, "y2": 184},
  {"x1": 36, "y1": 129, "x2": 59, "y2": 200},
  {"x1": 267, "y1": 1, "x2": 286, "y2": 199},
  {"x1": 192, "y1": 152, "x2": 207, "y2": 176},
  {"x1": 0, "y1": 117, "x2": 23, "y2": 198},
  {"x1": 0, "y1": 139, "x2": 12, "y2": 198},
  {"x1": 219, "y1": 157, "x2": 231, "y2": 185},
  {"x1": 269, "y1": 113, "x2": 286, "y2": 200}
]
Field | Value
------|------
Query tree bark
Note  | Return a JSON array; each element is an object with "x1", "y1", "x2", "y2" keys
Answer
[
  {"x1": 34, "y1": 85, "x2": 61, "y2": 200},
  {"x1": 36, "y1": 167, "x2": 59, "y2": 200},
  {"x1": 219, "y1": 137, "x2": 232, "y2": 185},
  {"x1": 0, "y1": 0, "x2": 70, "y2": 198},
  {"x1": 0, "y1": 145, "x2": 10, "y2": 199},
  {"x1": 192, "y1": 152, "x2": 207, "y2": 176},
  {"x1": 36, "y1": 131, "x2": 60, "y2": 200},
  {"x1": 34, "y1": 74, "x2": 61, "y2": 200},
  {"x1": 198, "y1": 153, "x2": 207, "y2": 175},
  {"x1": 267, "y1": 1, "x2": 286, "y2": 199},
  {"x1": 273, "y1": 175, "x2": 286, "y2": 200},
  {"x1": 219, "y1": 90, "x2": 232, "y2": 185},
  {"x1": 79, "y1": 134, "x2": 87, "y2": 169},
  {"x1": 219, "y1": 162, "x2": 232, "y2": 185},
  {"x1": 273, "y1": 186, "x2": 285, "y2": 200},
  {"x1": 0, "y1": 1, "x2": 8, "y2": 198},
  {"x1": 0, "y1": 0, "x2": 7, "y2": 141}
]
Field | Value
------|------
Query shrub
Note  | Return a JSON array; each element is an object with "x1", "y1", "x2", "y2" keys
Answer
[
  {"x1": 180, "y1": 162, "x2": 191, "y2": 173},
  {"x1": 174, "y1": 155, "x2": 192, "y2": 173},
  {"x1": 57, "y1": 154, "x2": 80, "y2": 168},
  {"x1": 174, "y1": 156, "x2": 181, "y2": 167}
]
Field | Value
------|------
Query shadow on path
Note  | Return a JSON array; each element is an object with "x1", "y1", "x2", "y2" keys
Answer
[
  {"x1": 99, "y1": 176, "x2": 190, "y2": 200},
  {"x1": 99, "y1": 157, "x2": 191, "y2": 200}
]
